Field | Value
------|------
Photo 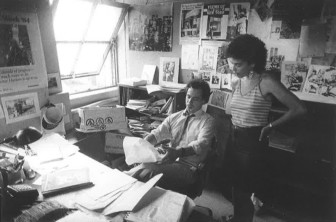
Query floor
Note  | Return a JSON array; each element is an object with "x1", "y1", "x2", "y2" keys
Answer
[{"x1": 193, "y1": 172, "x2": 334, "y2": 222}]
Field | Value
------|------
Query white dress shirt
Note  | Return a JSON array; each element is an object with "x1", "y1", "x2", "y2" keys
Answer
[{"x1": 151, "y1": 108, "x2": 215, "y2": 166}]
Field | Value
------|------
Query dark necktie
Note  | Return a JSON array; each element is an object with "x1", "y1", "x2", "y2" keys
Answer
[{"x1": 173, "y1": 113, "x2": 195, "y2": 147}]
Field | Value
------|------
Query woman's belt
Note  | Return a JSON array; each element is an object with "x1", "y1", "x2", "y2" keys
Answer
[{"x1": 232, "y1": 125, "x2": 264, "y2": 132}]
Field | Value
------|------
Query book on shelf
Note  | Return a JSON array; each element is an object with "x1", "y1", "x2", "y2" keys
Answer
[
  {"x1": 41, "y1": 168, "x2": 94, "y2": 197},
  {"x1": 159, "y1": 96, "x2": 174, "y2": 114}
]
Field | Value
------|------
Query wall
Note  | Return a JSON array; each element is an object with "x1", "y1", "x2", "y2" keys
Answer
[{"x1": 0, "y1": 0, "x2": 68, "y2": 140}]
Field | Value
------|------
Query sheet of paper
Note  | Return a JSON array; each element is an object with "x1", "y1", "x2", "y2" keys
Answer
[
  {"x1": 102, "y1": 174, "x2": 163, "y2": 215},
  {"x1": 123, "y1": 136, "x2": 165, "y2": 165},
  {"x1": 29, "y1": 133, "x2": 79, "y2": 161},
  {"x1": 126, "y1": 187, "x2": 191, "y2": 222},
  {"x1": 181, "y1": 44, "x2": 199, "y2": 70}
]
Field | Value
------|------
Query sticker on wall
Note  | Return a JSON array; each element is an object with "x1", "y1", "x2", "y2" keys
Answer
[{"x1": 1, "y1": 92, "x2": 40, "y2": 124}]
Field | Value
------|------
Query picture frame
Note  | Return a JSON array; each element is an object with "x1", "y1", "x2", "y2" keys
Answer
[
  {"x1": 159, "y1": 57, "x2": 179, "y2": 86},
  {"x1": 1, "y1": 92, "x2": 40, "y2": 124},
  {"x1": 48, "y1": 73, "x2": 62, "y2": 95}
]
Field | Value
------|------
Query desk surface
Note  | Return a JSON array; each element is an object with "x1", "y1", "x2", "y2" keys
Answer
[{"x1": 4, "y1": 140, "x2": 213, "y2": 222}]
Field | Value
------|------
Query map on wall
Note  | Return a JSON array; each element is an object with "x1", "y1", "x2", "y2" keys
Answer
[
  {"x1": 128, "y1": 3, "x2": 173, "y2": 52},
  {"x1": 0, "y1": 10, "x2": 47, "y2": 95}
]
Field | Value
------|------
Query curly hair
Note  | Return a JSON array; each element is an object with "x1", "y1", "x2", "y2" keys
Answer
[
  {"x1": 227, "y1": 34, "x2": 267, "y2": 73},
  {"x1": 186, "y1": 79, "x2": 211, "y2": 102}
]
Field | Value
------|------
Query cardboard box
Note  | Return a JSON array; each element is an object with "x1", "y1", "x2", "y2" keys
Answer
[
  {"x1": 105, "y1": 132, "x2": 127, "y2": 154},
  {"x1": 78, "y1": 106, "x2": 127, "y2": 132}
]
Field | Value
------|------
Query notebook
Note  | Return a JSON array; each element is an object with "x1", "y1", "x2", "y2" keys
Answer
[{"x1": 41, "y1": 168, "x2": 93, "y2": 197}]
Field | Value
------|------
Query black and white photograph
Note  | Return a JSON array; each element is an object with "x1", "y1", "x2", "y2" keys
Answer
[{"x1": 1, "y1": 92, "x2": 40, "y2": 123}]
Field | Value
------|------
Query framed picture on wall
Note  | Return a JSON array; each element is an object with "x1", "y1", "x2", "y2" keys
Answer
[
  {"x1": 1, "y1": 92, "x2": 40, "y2": 124},
  {"x1": 159, "y1": 57, "x2": 179, "y2": 86},
  {"x1": 48, "y1": 73, "x2": 62, "y2": 95}
]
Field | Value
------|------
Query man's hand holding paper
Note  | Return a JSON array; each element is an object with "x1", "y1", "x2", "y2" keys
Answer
[{"x1": 123, "y1": 137, "x2": 167, "y2": 165}]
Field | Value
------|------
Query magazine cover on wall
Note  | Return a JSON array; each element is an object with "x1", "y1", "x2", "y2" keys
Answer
[
  {"x1": 159, "y1": 57, "x2": 179, "y2": 87},
  {"x1": 201, "y1": 3, "x2": 230, "y2": 40},
  {"x1": 280, "y1": 61, "x2": 308, "y2": 92},
  {"x1": 0, "y1": 10, "x2": 47, "y2": 95},
  {"x1": 302, "y1": 65, "x2": 336, "y2": 103},
  {"x1": 128, "y1": 3, "x2": 173, "y2": 52},
  {"x1": 227, "y1": 2, "x2": 250, "y2": 40},
  {"x1": 216, "y1": 41, "x2": 232, "y2": 89},
  {"x1": 1, "y1": 92, "x2": 40, "y2": 124},
  {"x1": 180, "y1": 3, "x2": 203, "y2": 44}
]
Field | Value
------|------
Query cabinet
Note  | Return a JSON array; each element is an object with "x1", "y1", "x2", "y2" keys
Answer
[{"x1": 118, "y1": 84, "x2": 186, "y2": 113}]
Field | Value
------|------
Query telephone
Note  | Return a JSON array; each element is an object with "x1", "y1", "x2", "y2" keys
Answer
[{"x1": 6, "y1": 184, "x2": 39, "y2": 209}]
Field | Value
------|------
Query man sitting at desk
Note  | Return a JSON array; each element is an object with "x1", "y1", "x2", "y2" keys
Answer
[{"x1": 126, "y1": 79, "x2": 215, "y2": 193}]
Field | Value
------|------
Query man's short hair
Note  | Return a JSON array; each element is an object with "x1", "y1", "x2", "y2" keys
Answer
[{"x1": 186, "y1": 79, "x2": 211, "y2": 102}]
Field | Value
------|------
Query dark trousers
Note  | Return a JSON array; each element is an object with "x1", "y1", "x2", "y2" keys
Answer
[{"x1": 227, "y1": 125, "x2": 271, "y2": 222}]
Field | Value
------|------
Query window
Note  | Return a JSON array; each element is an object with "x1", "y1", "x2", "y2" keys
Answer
[{"x1": 52, "y1": 0, "x2": 126, "y2": 95}]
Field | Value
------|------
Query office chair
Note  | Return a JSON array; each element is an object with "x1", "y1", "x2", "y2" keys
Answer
[{"x1": 177, "y1": 136, "x2": 218, "y2": 200}]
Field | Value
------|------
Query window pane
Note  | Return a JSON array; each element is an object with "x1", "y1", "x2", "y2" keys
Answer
[
  {"x1": 74, "y1": 43, "x2": 107, "y2": 74},
  {"x1": 85, "y1": 5, "x2": 122, "y2": 41},
  {"x1": 57, "y1": 43, "x2": 80, "y2": 76},
  {"x1": 62, "y1": 51, "x2": 114, "y2": 94},
  {"x1": 54, "y1": 0, "x2": 93, "y2": 41}
]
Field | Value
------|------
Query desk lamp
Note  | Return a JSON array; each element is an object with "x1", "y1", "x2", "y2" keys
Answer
[{"x1": 1, "y1": 126, "x2": 42, "y2": 179}]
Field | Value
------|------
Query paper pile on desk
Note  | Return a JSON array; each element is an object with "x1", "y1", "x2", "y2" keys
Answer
[
  {"x1": 123, "y1": 137, "x2": 165, "y2": 165},
  {"x1": 29, "y1": 133, "x2": 79, "y2": 164}
]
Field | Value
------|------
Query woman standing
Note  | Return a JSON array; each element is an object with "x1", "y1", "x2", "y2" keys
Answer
[{"x1": 225, "y1": 34, "x2": 306, "y2": 222}]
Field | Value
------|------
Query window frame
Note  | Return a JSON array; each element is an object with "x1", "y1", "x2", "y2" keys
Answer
[{"x1": 51, "y1": 0, "x2": 128, "y2": 104}]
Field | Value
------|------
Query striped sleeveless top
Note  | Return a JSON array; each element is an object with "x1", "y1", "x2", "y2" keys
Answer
[{"x1": 230, "y1": 79, "x2": 272, "y2": 127}]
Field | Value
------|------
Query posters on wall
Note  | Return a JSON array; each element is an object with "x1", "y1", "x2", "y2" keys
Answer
[
  {"x1": 198, "y1": 44, "x2": 219, "y2": 88},
  {"x1": 302, "y1": 65, "x2": 336, "y2": 99},
  {"x1": 0, "y1": 10, "x2": 47, "y2": 95},
  {"x1": 180, "y1": 3, "x2": 203, "y2": 44},
  {"x1": 201, "y1": 3, "x2": 230, "y2": 40},
  {"x1": 280, "y1": 61, "x2": 309, "y2": 92},
  {"x1": 129, "y1": 3, "x2": 173, "y2": 52},
  {"x1": 1, "y1": 92, "x2": 40, "y2": 124},
  {"x1": 227, "y1": 2, "x2": 250, "y2": 40},
  {"x1": 181, "y1": 44, "x2": 199, "y2": 70}
]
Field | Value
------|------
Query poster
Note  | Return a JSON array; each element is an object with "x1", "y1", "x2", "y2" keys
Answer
[
  {"x1": 227, "y1": 2, "x2": 250, "y2": 40},
  {"x1": 201, "y1": 3, "x2": 229, "y2": 40},
  {"x1": 198, "y1": 45, "x2": 218, "y2": 87},
  {"x1": 280, "y1": 61, "x2": 309, "y2": 92},
  {"x1": 0, "y1": 10, "x2": 47, "y2": 94},
  {"x1": 302, "y1": 65, "x2": 336, "y2": 103},
  {"x1": 208, "y1": 89, "x2": 231, "y2": 110},
  {"x1": 181, "y1": 44, "x2": 199, "y2": 70},
  {"x1": 128, "y1": 3, "x2": 173, "y2": 51},
  {"x1": 180, "y1": 3, "x2": 203, "y2": 44},
  {"x1": 1, "y1": 92, "x2": 40, "y2": 124},
  {"x1": 48, "y1": 73, "x2": 62, "y2": 95}
]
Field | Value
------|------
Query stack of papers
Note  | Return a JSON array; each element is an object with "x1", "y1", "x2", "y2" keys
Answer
[{"x1": 29, "y1": 133, "x2": 79, "y2": 164}]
